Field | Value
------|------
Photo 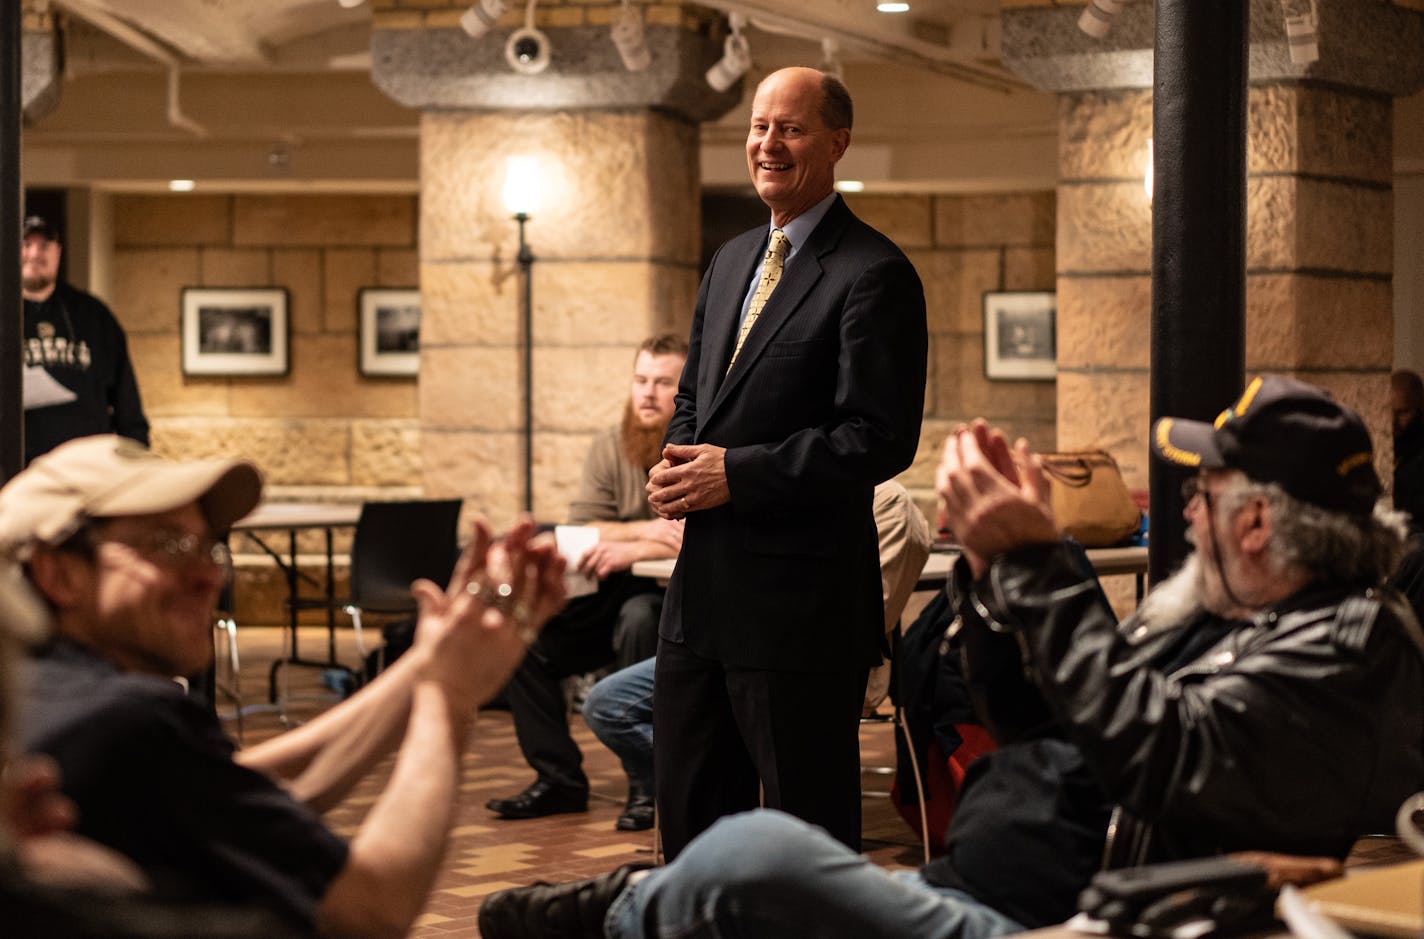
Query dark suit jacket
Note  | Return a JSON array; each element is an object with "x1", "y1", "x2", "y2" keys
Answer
[{"x1": 660, "y1": 195, "x2": 928, "y2": 673}]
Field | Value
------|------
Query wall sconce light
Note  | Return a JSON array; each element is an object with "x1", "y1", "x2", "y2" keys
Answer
[
  {"x1": 337, "y1": 0, "x2": 366, "y2": 7},
  {"x1": 706, "y1": 13, "x2": 751, "y2": 93},
  {"x1": 1280, "y1": 0, "x2": 1319, "y2": 65},
  {"x1": 505, "y1": 156, "x2": 540, "y2": 512},
  {"x1": 461, "y1": 0, "x2": 512, "y2": 38},
  {"x1": 1077, "y1": 0, "x2": 1124, "y2": 39},
  {"x1": 610, "y1": 0, "x2": 651, "y2": 72}
]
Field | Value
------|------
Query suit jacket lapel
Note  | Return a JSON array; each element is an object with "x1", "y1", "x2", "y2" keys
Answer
[
  {"x1": 698, "y1": 231, "x2": 764, "y2": 417},
  {"x1": 708, "y1": 198, "x2": 853, "y2": 417}
]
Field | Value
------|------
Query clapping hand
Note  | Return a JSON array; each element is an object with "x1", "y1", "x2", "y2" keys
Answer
[
  {"x1": 936, "y1": 420, "x2": 1058, "y2": 578},
  {"x1": 410, "y1": 519, "x2": 566, "y2": 713}
]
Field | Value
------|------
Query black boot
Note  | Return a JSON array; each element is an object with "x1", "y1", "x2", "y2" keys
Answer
[
  {"x1": 615, "y1": 780, "x2": 655, "y2": 832},
  {"x1": 477, "y1": 862, "x2": 653, "y2": 939}
]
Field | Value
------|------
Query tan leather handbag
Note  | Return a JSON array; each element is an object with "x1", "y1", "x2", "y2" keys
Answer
[{"x1": 1039, "y1": 449, "x2": 1142, "y2": 547}]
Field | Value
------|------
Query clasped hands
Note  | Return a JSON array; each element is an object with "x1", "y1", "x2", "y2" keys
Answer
[
  {"x1": 647, "y1": 443, "x2": 731, "y2": 520},
  {"x1": 409, "y1": 518, "x2": 567, "y2": 712},
  {"x1": 936, "y1": 419, "x2": 1059, "y2": 579}
]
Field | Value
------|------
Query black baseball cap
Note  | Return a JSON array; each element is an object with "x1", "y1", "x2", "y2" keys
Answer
[
  {"x1": 22, "y1": 214, "x2": 60, "y2": 242},
  {"x1": 1151, "y1": 375, "x2": 1382, "y2": 516}
]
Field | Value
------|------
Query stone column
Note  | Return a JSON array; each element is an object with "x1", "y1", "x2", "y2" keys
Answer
[
  {"x1": 1001, "y1": 0, "x2": 1424, "y2": 502},
  {"x1": 21, "y1": 0, "x2": 60, "y2": 122},
  {"x1": 371, "y1": 1, "x2": 735, "y2": 526}
]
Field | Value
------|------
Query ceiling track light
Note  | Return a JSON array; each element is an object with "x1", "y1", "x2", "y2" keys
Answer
[
  {"x1": 505, "y1": 0, "x2": 552, "y2": 74},
  {"x1": 706, "y1": 11, "x2": 751, "y2": 93},
  {"x1": 1280, "y1": 0, "x2": 1319, "y2": 65},
  {"x1": 461, "y1": 0, "x2": 513, "y2": 39},
  {"x1": 611, "y1": 0, "x2": 651, "y2": 72},
  {"x1": 1077, "y1": 0, "x2": 1123, "y2": 39}
]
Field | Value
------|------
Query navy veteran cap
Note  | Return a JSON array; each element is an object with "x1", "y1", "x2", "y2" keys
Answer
[{"x1": 1151, "y1": 375, "x2": 1381, "y2": 516}]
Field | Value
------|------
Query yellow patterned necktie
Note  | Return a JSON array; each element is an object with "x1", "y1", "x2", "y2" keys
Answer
[{"x1": 727, "y1": 228, "x2": 789, "y2": 374}]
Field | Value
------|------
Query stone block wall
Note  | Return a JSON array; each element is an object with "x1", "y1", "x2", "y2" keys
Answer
[
  {"x1": 1056, "y1": 84, "x2": 1397, "y2": 500},
  {"x1": 110, "y1": 193, "x2": 424, "y2": 622},
  {"x1": 103, "y1": 187, "x2": 1058, "y2": 619},
  {"x1": 112, "y1": 193, "x2": 424, "y2": 508},
  {"x1": 843, "y1": 190, "x2": 1059, "y2": 520}
]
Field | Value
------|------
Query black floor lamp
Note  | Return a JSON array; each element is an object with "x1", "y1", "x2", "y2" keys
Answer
[{"x1": 504, "y1": 157, "x2": 538, "y2": 513}]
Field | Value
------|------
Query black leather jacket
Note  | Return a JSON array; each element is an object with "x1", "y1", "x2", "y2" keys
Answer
[{"x1": 926, "y1": 540, "x2": 1424, "y2": 927}]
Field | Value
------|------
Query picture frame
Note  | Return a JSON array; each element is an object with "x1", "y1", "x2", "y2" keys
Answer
[
  {"x1": 181, "y1": 287, "x2": 290, "y2": 377},
  {"x1": 983, "y1": 290, "x2": 1057, "y2": 381},
  {"x1": 358, "y1": 288, "x2": 421, "y2": 378}
]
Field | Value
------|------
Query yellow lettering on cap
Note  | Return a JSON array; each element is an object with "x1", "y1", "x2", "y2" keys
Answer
[
  {"x1": 1156, "y1": 419, "x2": 1202, "y2": 467},
  {"x1": 1337, "y1": 451, "x2": 1371, "y2": 477},
  {"x1": 1214, "y1": 376, "x2": 1263, "y2": 430}
]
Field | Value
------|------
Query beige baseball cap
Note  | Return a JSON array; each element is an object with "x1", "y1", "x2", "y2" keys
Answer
[{"x1": 0, "y1": 435, "x2": 263, "y2": 560}]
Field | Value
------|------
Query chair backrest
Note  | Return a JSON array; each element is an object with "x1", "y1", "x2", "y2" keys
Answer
[{"x1": 349, "y1": 499, "x2": 463, "y2": 614}]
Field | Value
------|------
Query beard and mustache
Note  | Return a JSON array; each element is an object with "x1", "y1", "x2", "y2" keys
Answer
[
  {"x1": 620, "y1": 399, "x2": 670, "y2": 471},
  {"x1": 1132, "y1": 528, "x2": 1246, "y2": 636},
  {"x1": 22, "y1": 274, "x2": 54, "y2": 295}
]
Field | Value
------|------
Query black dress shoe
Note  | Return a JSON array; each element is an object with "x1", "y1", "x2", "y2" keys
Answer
[
  {"x1": 615, "y1": 789, "x2": 655, "y2": 832},
  {"x1": 478, "y1": 862, "x2": 653, "y2": 939},
  {"x1": 485, "y1": 779, "x2": 588, "y2": 819}
]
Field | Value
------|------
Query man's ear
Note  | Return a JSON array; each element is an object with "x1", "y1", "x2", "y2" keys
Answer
[
  {"x1": 27, "y1": 549, "x2": 86, "y2": 611},
  {"x1": 829, "y1": 128, "x2": 850, "y2": 163},
  {"x1": 1237, "y1": 496, "x2": 1272, "y2": 556}
]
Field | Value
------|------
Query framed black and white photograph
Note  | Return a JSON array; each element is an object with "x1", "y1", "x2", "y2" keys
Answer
[
  {"x1": 983, "y1": 291, "x2": 1056, "y2": 381},
  {"x1": 358, "y1": 288, "x2": 420, "y2": 377},
  {"x1": 181, "y1": 287, "x2": 290, "y2": 376}
]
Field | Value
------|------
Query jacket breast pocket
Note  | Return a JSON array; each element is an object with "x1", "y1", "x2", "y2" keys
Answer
[{"x1": 762, "y1": 337, "x2": 832, "y2": 359}]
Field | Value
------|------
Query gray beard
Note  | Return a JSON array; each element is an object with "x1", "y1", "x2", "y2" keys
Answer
[{"x1": 1131, "y1": 552, "x2": 1209, "y2": 636}]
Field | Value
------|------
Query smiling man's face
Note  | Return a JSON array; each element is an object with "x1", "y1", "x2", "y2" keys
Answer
[{"x1": 744, "y1": 67, "x2": 850, "y2": 227}]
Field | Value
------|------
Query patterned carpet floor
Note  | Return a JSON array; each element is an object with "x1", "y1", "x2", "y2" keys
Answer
[{"x1": 222, "y1": 625, "x2": 926, "y2": 938}]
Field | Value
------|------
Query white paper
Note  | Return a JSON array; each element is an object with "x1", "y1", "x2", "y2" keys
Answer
[
  {"x1": 23, "y1": 365, "x2": 78, "y2": 410},
  {"x1": 555, "y1": 525, "x2": 600, "y2": 598}
]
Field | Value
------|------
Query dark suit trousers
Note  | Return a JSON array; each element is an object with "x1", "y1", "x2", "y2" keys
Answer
[
  {"x1": 653, "y1": 637, "x2": 869, "y2": 860},
  {"x1": 505, "y1": 571, "x2": 661, "y2": 792}
]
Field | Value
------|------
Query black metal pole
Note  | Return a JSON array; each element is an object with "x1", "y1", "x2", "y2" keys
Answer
[
  {"x1": 515, "y1": 212, "x2": 534, "y2": 514},
  {"x1": 1148, "y1": 0, "x2": 1248, "y2": 585},
  {"x1": 2, "y1": 0, "x2": 23, "y2": 480}
]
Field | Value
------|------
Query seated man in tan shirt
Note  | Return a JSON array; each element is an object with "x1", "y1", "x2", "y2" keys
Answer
[{"x1": 487, "y1": 334, "x2": 688, "y2": 828}]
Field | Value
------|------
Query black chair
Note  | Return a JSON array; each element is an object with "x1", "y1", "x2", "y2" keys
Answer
[{"x1": 284, "y1": 498, "x2": 462, "y2": 693}]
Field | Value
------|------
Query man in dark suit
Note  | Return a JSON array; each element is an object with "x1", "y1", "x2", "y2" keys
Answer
[{"x1": 645, "y1": 66, "x2": 927, "y2": 859}]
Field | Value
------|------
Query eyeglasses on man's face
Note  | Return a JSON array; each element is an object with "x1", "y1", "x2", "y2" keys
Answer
[
  {"x1": 102, "y1": 529, "x2": 232, "y2": 578},
  {"x1": 1180, "y1": 476, "x2": 1216, "y2": 509}
]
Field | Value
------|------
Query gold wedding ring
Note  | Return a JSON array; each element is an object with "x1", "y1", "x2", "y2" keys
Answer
[{"x1": 679, "y1": 496, "x2": 691, "y2": 513}]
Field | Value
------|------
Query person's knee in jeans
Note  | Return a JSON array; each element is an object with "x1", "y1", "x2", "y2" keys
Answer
[
  {"x1": 667, "y1": 810, "x2": 843, "y2": 897},
  {"x1": 583, "y1": 659, "x2": 655, "y2": 796},
  {"x1": 612, "y1": 593, "x2": 662, "y2": 670}
]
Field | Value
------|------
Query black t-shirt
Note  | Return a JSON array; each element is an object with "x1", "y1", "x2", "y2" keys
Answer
[
  {"x1": 23, "y1": 283, "x2": 149, "y2": 463},
  {"x1": 0, "y1": 864, "x2": 312, "y2": 939},
  {"x1": 18, "y1": 639, "x2": 349, "y2": 929}
]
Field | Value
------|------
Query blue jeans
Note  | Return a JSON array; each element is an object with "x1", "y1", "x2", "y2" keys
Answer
[
  {"x1": 582, "y1": 658, "x2": 655, "y2": 796},
  {"x1": 605, "y1": 810, "x2": 1026, "y2": 939}
]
